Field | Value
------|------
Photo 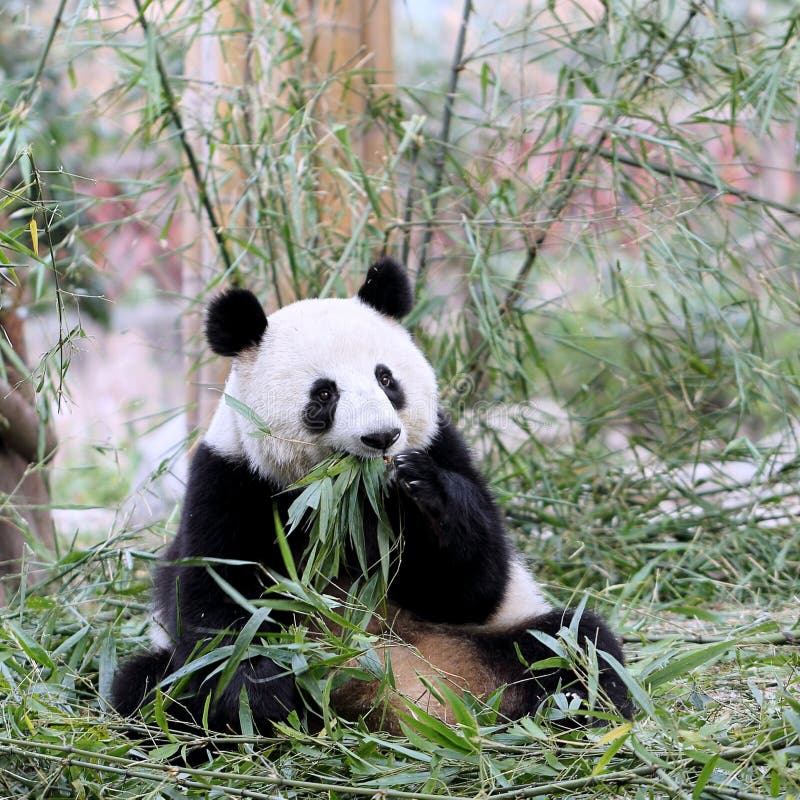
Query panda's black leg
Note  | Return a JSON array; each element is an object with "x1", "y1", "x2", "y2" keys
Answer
[
  {"x1": 110, "y1": 649, "x2": 174, "y2": 717},
  {"x1": 503, "y1": 608, "x2": 633, "y2": 720},
  {"x1": 112, "y1": 648, "x2": 299, "y2": 736},
  {"x1": 189, "y1": 655, "x2": 300, "y2": 734}
]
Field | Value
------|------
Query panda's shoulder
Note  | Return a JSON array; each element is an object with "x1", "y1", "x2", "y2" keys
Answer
[
  {"x1": 188, "y1": 441, "x2": 267, "y2": 492},
  {"x1": 427, "y1": 411, "x2": 480, "y2": 477},
  {"x1": 178, "y1": 442, "x2": 285, "y2": 551}
]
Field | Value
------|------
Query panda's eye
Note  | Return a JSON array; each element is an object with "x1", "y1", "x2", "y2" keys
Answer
[
  {"x1": 376, "y1": 367, "x2": 393, "y2": 387},
  {"x1": 303, "y1": 379, "x2": 339, "y2": 432},
  {"x1": 375, "y1": 363, "x2": 405, "y2": 410},
  {"x1": 309, "y1": 379, "x2": 338, "y2": 405}
]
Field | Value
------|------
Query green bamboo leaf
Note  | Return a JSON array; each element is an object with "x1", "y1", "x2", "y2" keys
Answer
[
  {"x1": 356, "y1": 158, "x2": 381, "y2": 217},
  {"x1": 238, "y1": 684, "x2": 255, "y2": 737},
  {"x1": 4, "y1": 622, "x2": 55, "y2": 670},
  {"x1": 274, "y1": 510, "x2": 299, "y2": 583},
  {"x1": 153, "y1": 689, "x2": 174, "y2": 739},
  {"x1": 693, "y1": 753, "x2": 720, "y2": 800},
  {"x1": 647, "y1": 641, "x2": 733, "y2": 690},
  {"x1": 422, "y1": 678, "x2": 478, "y2": 734},
  {"x1": 223, "y1": 393, "x2": 271, "y2": 436},
  {"x1": 598, "y1": 651, "x2": 655, "y2": 717},
  {"x1": 591, "y1": 724, "x2": 632, "y2": 776},
  {"x1": 159, "y1": 646, "x2": 234, "y2": 688},
  {"x1": 148, "y1": 742, "x2": 181, "y2": 760},
  {"x1": 206, "y1": 568, "x2": 258, "y2": 615},
  {"x1": 398, "y1": 702, "x2": 477, "y2": 755},
  {"x1": 214, "y1": 607, "x2": 273, "y2": 700}
]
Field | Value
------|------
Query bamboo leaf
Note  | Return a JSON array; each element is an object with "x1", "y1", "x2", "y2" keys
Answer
[
  {"x1": 693, "y1": 753, "x2": 720, "y2": 800},
  {"x1": 591, "y1": 726, "x2": 631, "y2": 776},
  {"x1": 647, "y1": 641, "x2": 734, "y2": 690},
  {"x1": 29, "y1": 218, "x2": 38, "y2": 256},
  {"x1": 5, "y1": 622, "x2": 55, "y2": 670},
  {"x1": 214, "y1": 607, "x2": 273, "y2": 700}
]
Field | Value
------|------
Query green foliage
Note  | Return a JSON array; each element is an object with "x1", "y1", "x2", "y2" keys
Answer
[
  {"x1": 2, "y1": 0, "x2": 800, "y2": 797},
  {"x1": 1, "y1": 560, "x2": 799, "y2": 796},
  {"x1": 286, "y1": 453, "x2": 396, "y2": 605}
]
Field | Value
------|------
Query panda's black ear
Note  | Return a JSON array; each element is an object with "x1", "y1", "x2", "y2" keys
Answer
[
  {"x1": 205, "y1": 288, "x2": 268, "y2": 356},
  {"x1": 357, "y1": 257, "x2": 413, "y2": 319}
]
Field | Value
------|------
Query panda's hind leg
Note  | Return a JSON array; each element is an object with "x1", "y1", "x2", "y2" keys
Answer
[
  {"x1": 499, "y1": 608, "x2": 633, "y2": 721},
  {"x1": 112, "y1": 650, "x2": 299, "y2": 735},
  {"x1": 110, "y1": 649, "x2": 174, "y2": 717},
  {"x1": 201, "y1": 656, "x2": 300, "y2": 733}
]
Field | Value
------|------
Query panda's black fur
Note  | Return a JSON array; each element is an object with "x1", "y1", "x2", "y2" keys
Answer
[{"x1": 111, "y1": 258, "x2": 632, "y2": 733}]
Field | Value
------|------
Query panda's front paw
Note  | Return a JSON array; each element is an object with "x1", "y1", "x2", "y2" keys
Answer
[{"x1": 392, "y1": 450, "x2": 446, "y2": 520}]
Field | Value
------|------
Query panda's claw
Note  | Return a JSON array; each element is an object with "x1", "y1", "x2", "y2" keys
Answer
[{"x1": 393, "y1": 450, "x2": 446, "y2": 520}]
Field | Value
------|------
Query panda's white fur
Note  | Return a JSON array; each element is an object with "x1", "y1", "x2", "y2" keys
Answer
[
  {"x1": 206, "y1": 296, "x2": 439, "y2": 487},
  {"x1": 484, "y1": 557, "x2": 552, "y2": 631}
]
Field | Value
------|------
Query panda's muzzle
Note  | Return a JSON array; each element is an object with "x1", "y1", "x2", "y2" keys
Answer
[{"x1": 361, "y1": 428, "x2": 401, "y2": 452}]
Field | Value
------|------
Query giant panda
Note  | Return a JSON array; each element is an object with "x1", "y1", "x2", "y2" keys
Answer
[{"x1": 111, "y1": 257, "x2": 632, "y2": 734}]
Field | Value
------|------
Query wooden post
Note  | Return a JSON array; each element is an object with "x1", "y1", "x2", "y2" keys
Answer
[
  {"x1": 181, "y1": 0, "x2": 394, "y2": 431},
  {"x1": 299, "y1": 0, "x2": 394, "y2": 225},
  {"x1": 360, "y1": 0, "x2": 395, "y2": 168}
]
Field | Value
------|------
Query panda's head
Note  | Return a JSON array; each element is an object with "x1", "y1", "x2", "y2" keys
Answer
[{"x1": 203, "y1": 258, "x2": 439, "y2": 486}]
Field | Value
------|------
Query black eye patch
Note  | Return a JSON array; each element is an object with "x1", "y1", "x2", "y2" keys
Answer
[
  {"x1": 375, "y1": 364, "x2": 406, "y2": 410},
  {"x1": 302, "y1": 378, "x2": 339, "y2": 432}
]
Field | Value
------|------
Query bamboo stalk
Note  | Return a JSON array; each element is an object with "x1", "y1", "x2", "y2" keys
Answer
[
  {"x1": 0, "y1": 736, "x2": 660, "y2": 800},
  {"x1": 499, "y1": 4, "x2": 701, "y2": 316},
  {"x1": 178, "y1": 0, "x2": 251, "y2": 430},
  {"x1": 591, "y1": 146, "x2": 800, "y2": 219},
  {"x1": 464, "y1": 4, "x2": 702, "y2": 394},
  {"x1": 130, "y1": 0, "x2": 234, "y2": 277}
]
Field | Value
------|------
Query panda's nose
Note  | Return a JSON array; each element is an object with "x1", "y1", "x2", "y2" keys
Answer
[{"x1": 361, "y1": 428, "x2": 401, "y2": 451}]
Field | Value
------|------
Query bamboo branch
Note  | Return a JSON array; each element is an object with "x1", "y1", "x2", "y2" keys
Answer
[
  {"x1": 415, "y1": 0, "x2": 473, "y2": 294},
  {"x1": 500, "y1": 4, "x2": 701, "y2": 316},
  {"x1": 19, "y1": 0, "x2": 68, "y2": 109},
  {"x1": 623, "y1": 631, "x2": 798, "y2": 647},
  {"x1": 399, "y1": 140, "x2": 420, "y2": 269},
  {"x1": 26, "y1": 150, "x2": 66, "y2": 410},
  {"x1": 0, "y1": 736, "x2": 656, "y2": 800},
  {"x1": 591, "y1": 146, "x2": 800, "y2": 219},
  {"x1": 704, "y1": 788, "x2": 775, "y2": 800},
  {"x1": 464, "y1": 5, "x2": 701, "y2": 395}
]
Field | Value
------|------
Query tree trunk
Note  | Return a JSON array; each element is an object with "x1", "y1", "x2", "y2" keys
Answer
[
  {"x1": 299, "y1": 0, "x2": 395, "y2": 233},
  {"x1": 0, "y1": 304, "x2": 57, "y2": 604}
]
